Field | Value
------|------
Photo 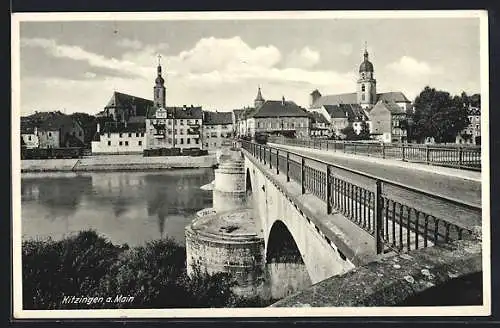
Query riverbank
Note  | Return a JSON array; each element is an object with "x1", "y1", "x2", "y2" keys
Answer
[{"x1": 21, "y1": 154, "x2": 218, "y2": 173}]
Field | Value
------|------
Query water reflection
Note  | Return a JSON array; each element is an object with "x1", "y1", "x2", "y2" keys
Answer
[{"x1": 21, "y1": 169, "x2": 214, "y2": 246}]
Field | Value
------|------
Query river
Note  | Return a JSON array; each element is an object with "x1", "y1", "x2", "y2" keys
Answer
[{"x1": 21, "y1": 169, "x2": 214, "y2": 246}]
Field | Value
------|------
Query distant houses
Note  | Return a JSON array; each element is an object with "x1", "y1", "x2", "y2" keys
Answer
[{"x1": 21, "y1": 111, "x2": 85, "y2": 149}]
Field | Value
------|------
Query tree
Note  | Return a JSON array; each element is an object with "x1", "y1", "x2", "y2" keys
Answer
[
  {"x1": 411, "y1": 86, "x2": 469, "y2": 143},
  {"x1": 357, "y1": 121, "x2": 371, "y2": 140},
  {"x1": 340, "y1": 126, "x2": 357, "y2": 140}
]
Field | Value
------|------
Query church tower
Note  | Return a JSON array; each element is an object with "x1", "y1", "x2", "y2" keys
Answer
[
  {"x1": 154, "y1": 54, "x2": 166, "y2": 108},
  {"x1": 254, "y1": 86, "x2": 265, "y2": 108},
  {"x1": 357, "y1": 44, "x2": 377, "y2": 108}
]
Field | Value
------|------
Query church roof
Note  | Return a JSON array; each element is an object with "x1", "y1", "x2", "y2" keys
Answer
[
  {"x1": 377, "y1": 92, "x2": 411, "y2": 104},
  {"x1": 203, "y1": 111, "x2": 233, "y2": 125},
  {"x1": 248, "y1": 100, "x2": 309, "y2": 118},
  {"x1": 105, "y1": 91, "x2": 154, "y2": 117},
  {"x1": 310, "y1": 91, "x2": 410, "y2": 109},
  {"x1": 310, "y1": 93, "x2": 358, "y2": 108}
]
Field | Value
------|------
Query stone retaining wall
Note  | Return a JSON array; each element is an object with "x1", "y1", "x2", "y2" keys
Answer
[{"x1": 21, "y1": 154, "x2": 217, "y2": 172}]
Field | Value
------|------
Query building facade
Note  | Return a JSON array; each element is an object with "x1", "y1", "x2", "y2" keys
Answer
[
  {"x1": 202, "y1": 111, "x2": 233, "y2": 151},
  {"x1": 235, "y1": 89, "x2": 310, "y2": 138},
  {"x1": 455, "y1": 106, "x2": 481, "y2": 145},
  {"x1": 369, "y1": 99, "x2": 409, "y2": 143},
  {"x1": 91, "y1": 122, "x2": 146, "y2": 154},
  {"x1": 21, "y1": 124, "x2": 39, "y2": 149}
]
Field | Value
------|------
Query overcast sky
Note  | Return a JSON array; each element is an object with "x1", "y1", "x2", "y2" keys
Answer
[{"x1": 17, "y1": 14, "x2": 482, "y2": 115}]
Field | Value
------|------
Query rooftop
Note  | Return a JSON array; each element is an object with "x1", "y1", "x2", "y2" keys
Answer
[
  {"x1": 249, "y1": 99, "x2": 309, "y2": 118},
  {"x1": 310, "y1": 91, "x2": 411, "y2": 109},
  {"x1": 203, "y1": 111, "x2": 233, "y2": 125},
  {"x1": 105, "y1": 91, "x2": 154, "y2": 117}
]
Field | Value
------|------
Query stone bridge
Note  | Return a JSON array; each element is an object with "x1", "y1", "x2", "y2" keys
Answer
[{"x1": 241, "y1": 140, "x2": 483, "y2": 305}]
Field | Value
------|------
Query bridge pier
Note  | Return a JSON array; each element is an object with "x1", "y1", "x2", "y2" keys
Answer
[{"x1": 185, "y1": 149, "x2": 268, "y2": 299}]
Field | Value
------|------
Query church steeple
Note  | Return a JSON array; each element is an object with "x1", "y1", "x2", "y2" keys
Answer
[
  {"x1": 254, "y1": 85, "x2": 265, "y2": 108},
  {"x1": 357, "y1": 43, "x2": 376, "y2": 107},
  {"x1": 154, "y1": 54, "x2": 166, "y2": 108}
]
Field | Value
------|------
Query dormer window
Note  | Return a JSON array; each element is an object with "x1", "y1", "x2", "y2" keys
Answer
[{"x1": 361, "y1": 85, "x2": 365, "y2": 92}]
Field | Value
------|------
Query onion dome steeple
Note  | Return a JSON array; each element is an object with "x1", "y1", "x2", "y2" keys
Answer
[
  {"x1": 359, "y1": 43, "x2": 374, "y2": 73},
  {"x1": 154, "y1": 54, "x2": 166, "y2": 108}
]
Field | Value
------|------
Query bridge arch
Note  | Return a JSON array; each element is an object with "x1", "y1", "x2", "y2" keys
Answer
[
  {"x1": 266, "y1": 220, "x2": 306, "y2": 265},
  {"x1": 244, "y1": 154, "x2": 356, "y2": 284}
]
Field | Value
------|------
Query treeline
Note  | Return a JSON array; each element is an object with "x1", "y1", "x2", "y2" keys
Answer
[{"x1": 22, "y1": 230, "x2": 272, "y2": 309}]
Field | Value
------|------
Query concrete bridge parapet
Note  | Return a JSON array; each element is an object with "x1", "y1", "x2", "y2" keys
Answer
[{"x1": 271, "y1": 239, "x2": 483, "y2": 307}]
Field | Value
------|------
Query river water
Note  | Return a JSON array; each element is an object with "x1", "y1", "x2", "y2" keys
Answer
[
  {"x1": 21, "y1": 168, "x2": 312, "y2": 302},
  {"x1": 21, "y1": 169, "x2": 214, "y2": 246}
]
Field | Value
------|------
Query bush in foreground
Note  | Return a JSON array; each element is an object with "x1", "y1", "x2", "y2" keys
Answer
[{"x1": 22, "y1": 230, "x2": 269, "y2": 309}]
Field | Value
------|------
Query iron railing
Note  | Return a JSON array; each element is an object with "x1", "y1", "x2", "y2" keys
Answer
[
  {"x1": 241, "y1": 140, "x2": 481, "y2": 255},
  {"x1": 268, "y1": 136, "x2": 481, "y2": 171}
]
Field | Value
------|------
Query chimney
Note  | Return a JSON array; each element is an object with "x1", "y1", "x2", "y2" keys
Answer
[{"x1": 282, "y1": 96, "x2": 285, "y2": 106}]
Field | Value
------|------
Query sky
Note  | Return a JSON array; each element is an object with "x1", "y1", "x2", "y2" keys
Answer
[{"x1": 16, "y1": 13, "x2": 482, "y2": 115}]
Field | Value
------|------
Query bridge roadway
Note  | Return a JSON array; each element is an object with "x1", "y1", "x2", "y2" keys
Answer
[{"x1": 269, "y1": 143, "x2": 482, "y2": 208}]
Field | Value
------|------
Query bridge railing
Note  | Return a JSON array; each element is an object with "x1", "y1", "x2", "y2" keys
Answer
[
  {"x1": 241, "y1": 140, "x2": 481, "y2": 255},
  {"x1": 267, "y1": 136, "x2": 481, "y2": 171}
]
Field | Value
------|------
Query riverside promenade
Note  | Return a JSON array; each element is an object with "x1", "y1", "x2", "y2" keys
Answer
[{"x1": 21, "y1": 154, "x2": 218, "y2": 173}]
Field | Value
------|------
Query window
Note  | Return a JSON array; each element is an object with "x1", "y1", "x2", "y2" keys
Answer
[
  {"x1": 141, "y1": 133, "x2": 144, "y2": 137},
  {"x1": 195, "y1": 139, "x2": 199, "y2": 144},
  {"x1": 136, "y1": 133, "x2": 139, "y2": 137},
  {"x1": 167, "y1": 120, "x2": 172, "y2": 125},
  {"x1": 476, "y1": 124, "x2": 479, "y2": 129},
  {"x1": 125, "y1": 141, "x2": 129, "y2": 146},
  {"x1": 205, "y1": 143, "x2": 209, "y2": 147},
  {"x1": 79, "y1": 131, "x2": 82, "y2": 137},
  {"x1": 48, "y1": 132, "x2": 52, "y2": 137},
  {"x1": 180, "y1": 120, "x2": 184, "y2": 125},
  {"x1": 180, "y1": 129, "x2": 184, "y2": 135},
  {"x1": 138, "y1": 141, "x2": 142, "y2": 146},
  {"x1": 28, "y1": 136, "x2": 31, "y2": 141},
  {"x1": 362, "y1": 94, "x2": 365, "y2": 101},
  {"x1": 119, "y1": 133, "x2": 123, "y2": 138},
  {"x1": 361, "y1": 85, "x2": 365, "y2": 92},
  {"x1": 119, "y1": 141, "x2": 123, "y2": 146},
  {"x1": 108, "y1": 141, "x2": 111, "y2": 146},
  {"x1": 187, "y1": 138, "x2": 191, "y2": 144},
  {"x1": 108, "y1": 133, "x2": 111, "y2": 138},
  {"x1": 128, "y1": 133, "x2": 132, "y2": 137},
  {"x1": 180, "y1": 138, "x2": 184, "y2": 144}
]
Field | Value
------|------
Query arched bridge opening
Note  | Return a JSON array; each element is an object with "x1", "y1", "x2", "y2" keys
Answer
[{"x1": 266, "y1": 220, "x2": 304, "y2": 265}]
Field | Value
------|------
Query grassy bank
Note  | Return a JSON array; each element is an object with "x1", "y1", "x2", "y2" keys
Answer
[{"x1": 22, "y1": 230, "x2": 273, "y2": 309}]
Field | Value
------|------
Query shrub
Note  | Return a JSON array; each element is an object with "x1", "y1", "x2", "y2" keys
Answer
[{"x1": 22, "y1": 231, "x2": 251, "y2": 309}]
